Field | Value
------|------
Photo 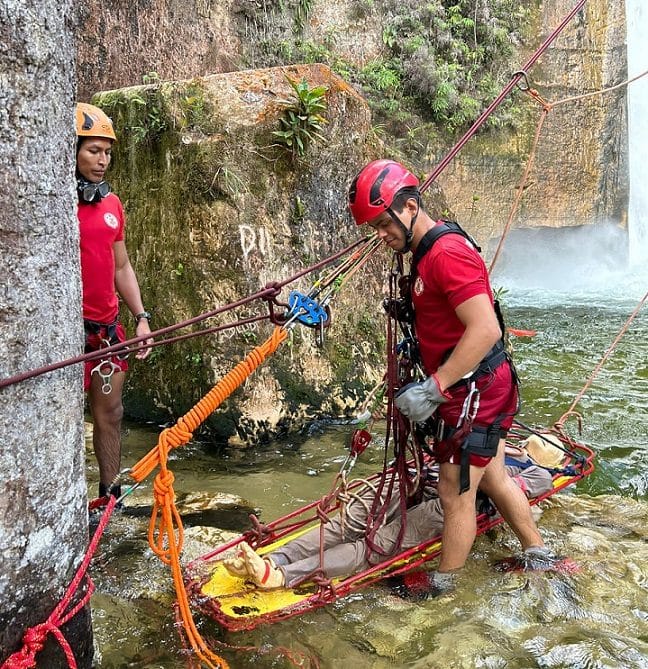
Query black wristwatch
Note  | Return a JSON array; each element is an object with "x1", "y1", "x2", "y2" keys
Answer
[{"x1": 135, "y1": 311, "x2": 152, "y2": 323}]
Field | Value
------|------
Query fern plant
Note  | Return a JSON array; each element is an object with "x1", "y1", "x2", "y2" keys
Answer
[{"x1": 272, "y1": 76, "x2": 328, "y2": 160}]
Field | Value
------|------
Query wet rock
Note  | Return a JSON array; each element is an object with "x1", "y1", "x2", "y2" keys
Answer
[
  {"x1": 93, "y1": 64, "x2": 396, "y2": 446},
  {"x1": 182, "y1": 526, "x2": 239, "y2": 565}
]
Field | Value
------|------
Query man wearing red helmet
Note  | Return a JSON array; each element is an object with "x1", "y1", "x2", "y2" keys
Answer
[
  {"x1": 348, "y1": 159, "x2": 553, "y2": 592},
  {"x1": 76, "y1": 102, "x2": 153, "y2": 503}
]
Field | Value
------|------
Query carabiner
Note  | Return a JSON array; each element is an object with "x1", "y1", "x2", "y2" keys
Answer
[{"x1": 513, "y1": 70, "x2": 530, "y2": 92}]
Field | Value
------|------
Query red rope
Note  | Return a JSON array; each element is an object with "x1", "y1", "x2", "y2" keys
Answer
[
  {"x1": 556, "y1": 290, "x2": 648, "y2": 428},
  {"x1": 419, "y1": 0, "x2": 588, "y2": 194},
  {"x1": 0, "y1": 238, "x2": 367, "y2": 391},
  {"x1": 1, "y1": 497, "x2": 117, "y2": 669}
]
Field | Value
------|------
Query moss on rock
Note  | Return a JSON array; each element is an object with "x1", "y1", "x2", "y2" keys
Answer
[{"x1": 92, "y1": 64, "x2": 413, "y2": 445}]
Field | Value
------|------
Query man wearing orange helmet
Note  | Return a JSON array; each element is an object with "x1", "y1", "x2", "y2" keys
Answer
[
  {"x1": 348, "y1": 159, "x2": 553, "y2": 593},
  {"x1": 76, "y1": 102, "x2": 153, "y2": 502}
]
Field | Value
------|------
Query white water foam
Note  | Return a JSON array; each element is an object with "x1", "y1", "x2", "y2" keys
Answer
[{"x1": 490, "y1": 221, "x2": 647, "y2": 308}]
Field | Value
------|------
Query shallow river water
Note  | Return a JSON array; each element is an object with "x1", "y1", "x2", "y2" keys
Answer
[{"x1": 88, "y1": 261, "x2": 648, "y2": 668}]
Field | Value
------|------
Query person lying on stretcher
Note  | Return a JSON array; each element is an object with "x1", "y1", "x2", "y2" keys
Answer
[{"x1": 223, "y1": 435, "x2": 564, "y2": 590}]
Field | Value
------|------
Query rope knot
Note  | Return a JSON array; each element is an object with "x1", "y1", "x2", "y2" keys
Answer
[
  {"x1": 162, "y1": 425, "x2": 193, "y2": 449},
  {"x1": 262, "y1": 284, "x2": 290, "y2": 325},
  {"x1": 24, "y1": 624, "x2": 48, "y2": 649},
  {"x1": 246, "y1": 514, "x2": 274, "y2": 545},
  {"x1": 154, "y1": 470, "x2": 175, "y2": 498},
  {"x1": 262, "y1": 281, "x2": 282, "y2": 299}
]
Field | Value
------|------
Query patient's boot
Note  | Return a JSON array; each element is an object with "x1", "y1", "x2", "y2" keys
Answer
[
  {"x1": 240, "y1": 541, "x2": 285, "y2": 589},
  {"x1": 222, "y1": 544, "x2": 250, "y2": 578}
]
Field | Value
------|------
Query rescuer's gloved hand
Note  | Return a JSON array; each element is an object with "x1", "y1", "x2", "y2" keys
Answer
[{"x1": 394, "y1": 374, "x2": 450, "y2": 423}]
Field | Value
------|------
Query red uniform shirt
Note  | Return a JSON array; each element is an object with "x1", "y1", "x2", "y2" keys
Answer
[
  {"x1": 78, "y1": 193, "x2": 125, "y2": 323},
  {"x1": 411, "y1": 224, "x2": 518, "y2": 445},
  {"x1": 410, "y1": 225, "x2": 493, "y2": 375}
]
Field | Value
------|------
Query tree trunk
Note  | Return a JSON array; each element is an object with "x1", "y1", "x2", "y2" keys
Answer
[{"x1": 0, "y1": 1, "x2": 94, "y2": 666}]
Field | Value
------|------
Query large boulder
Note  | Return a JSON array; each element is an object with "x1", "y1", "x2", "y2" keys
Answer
[{"x1": 95, "y1": 64, "x2": 441, "y2": 445}]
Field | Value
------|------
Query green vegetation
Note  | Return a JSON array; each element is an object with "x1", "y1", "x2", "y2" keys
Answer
[
  {"x1": 383, "y1": 0, "x2": 531, "y2": 132},
  {"x1": 237, "y1": 0, "x2": 534, "y2": 156},
  {"x1": 272, "y1": 77, "x2": 328, "y2": 160},
  {"x1": 128, "y1": 92, "x2": 168, "y2": 145},
  {"x1": 210, "y1": 165, "x2": 247, "y2": 199},
  {"x1": 95, "y1": 76, "x2": 214, "y2": 150},
  {"x1": 294, "y1": 0, "x2": 314, "y2": 33},
  {"x1": 177, "y1": 84, "x2": 212, "y2": 132}
]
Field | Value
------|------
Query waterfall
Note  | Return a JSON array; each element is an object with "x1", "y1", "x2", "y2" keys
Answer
[{"x1": 626, "y1": 0, "x2": 648, "y2": 266}]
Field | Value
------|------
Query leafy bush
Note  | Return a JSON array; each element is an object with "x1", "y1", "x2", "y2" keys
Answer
[
  {"x1": 236, "y1": 0, "x2": 533, "y2": 145},
  {"x1": 272, "y1": 77, "x2": 328, "y2": 159},
  {"x1": 380, "y1": 0, "x2": 532, "y2": 132}
]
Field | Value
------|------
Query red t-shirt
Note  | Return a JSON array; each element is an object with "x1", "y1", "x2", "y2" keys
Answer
[
  {"x1": 410, "y1": 224, "x2": 493, "y2": 374},
  {"x1": 78, "y1": 193, "x2": 125, "y2": 323}
]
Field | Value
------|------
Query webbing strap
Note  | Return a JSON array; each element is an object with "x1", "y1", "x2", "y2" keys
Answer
[{"x1": 410, "y1": 220, "x2": 481, "y2": 277}]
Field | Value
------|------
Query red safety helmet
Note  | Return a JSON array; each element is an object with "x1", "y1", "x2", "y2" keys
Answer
[{"x1": 348, "y1": 159, "x2": 419, "y2": 225}]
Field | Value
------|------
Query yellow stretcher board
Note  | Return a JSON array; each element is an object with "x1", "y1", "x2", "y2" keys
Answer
[{"x1": 186, "y1": 438, "x2": 594, "y2": 632}]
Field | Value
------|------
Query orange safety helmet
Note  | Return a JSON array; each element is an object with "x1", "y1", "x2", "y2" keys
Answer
[
  {"x1": 348, "y1": 159, "x2": 419, "y2": 225},
  {"x1": 75, "y1": 102, "x2": 117, "y2": 142}
]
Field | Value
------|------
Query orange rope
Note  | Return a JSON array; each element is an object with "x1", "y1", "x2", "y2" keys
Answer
[
  {"x1": 550, "y1": 68, "x2": 648, "y2": 109},
  {"x1": 131, "y1": 325, "x2": 288, "y2": 482},
  {"x1": 489, "y1": 70, "x2": 648, "y2": 274},
  {"x1": 489, "y1": 88, "x2": 551, "y2": 274},
  {"x1": 129, "y1": 325, "x2": 289, "y2": 669}
]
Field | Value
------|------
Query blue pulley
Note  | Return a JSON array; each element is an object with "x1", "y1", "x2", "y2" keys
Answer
[{"x1": 287, "y1": 291, "x2": 329, "y2": 327}]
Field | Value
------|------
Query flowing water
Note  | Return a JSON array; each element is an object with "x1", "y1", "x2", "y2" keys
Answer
[
  {"x1": 88, "y1": 250, "x2": 648, "y2": 668},
  {"x1": 85, "y1": 7, "x2": 648, "y2": 664}
]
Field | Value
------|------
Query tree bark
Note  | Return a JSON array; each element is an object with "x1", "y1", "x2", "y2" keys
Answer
[{"x1": 0, "y1": 1, "x2": 94, "y2": 665}]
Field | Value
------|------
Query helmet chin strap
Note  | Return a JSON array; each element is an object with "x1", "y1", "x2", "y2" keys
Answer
[{"x1": 387, "y1": 196, "x2": 420, "y2": 253}]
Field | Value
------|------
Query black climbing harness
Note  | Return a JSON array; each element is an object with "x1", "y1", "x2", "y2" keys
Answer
[
  {"x1": 392, "y1": 220, "x2": 520, "y2": 493},
  {"x1": 410, "y1": 219, "x2": 481, "y2": 277}
]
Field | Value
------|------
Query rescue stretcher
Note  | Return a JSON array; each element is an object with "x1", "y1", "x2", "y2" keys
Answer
[{"x1": 184, "y1": 429, "x2": 595, "y2": 632}]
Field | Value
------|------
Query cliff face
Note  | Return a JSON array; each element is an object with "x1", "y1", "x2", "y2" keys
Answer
[
  {"x1": 76, "y1": 0, "x2": 243, "y2": 98},
  {"x1": 77, "y1": 0, "x2": 629, "y2": 249},
  {"x1": 94, "y1": 64, "x2": 404, "y2": 444},
  {"x1": 76, "y1": 2, "x2": 630, "y2": 440},
  {"x1": 437, "y1": 0, "x2": 628, "y2": 247}
]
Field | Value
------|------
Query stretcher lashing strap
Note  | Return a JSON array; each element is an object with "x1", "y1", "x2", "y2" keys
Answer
[{"x1": 128, "y1": 325, "x2": 289, "y2": 669}]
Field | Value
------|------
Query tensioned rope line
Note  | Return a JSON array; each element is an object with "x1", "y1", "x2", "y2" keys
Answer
[
  {"x1": 93, "y1": 235, "x2": 381, "y2": 367},
  {"x1": 489, "y1": 69, "x2": 648, "y2": 274},
  {"x1": 549, "y1": 68, "x2": 648, "y2": 109},
  {"x1": 1, "y1": 496, "x2": 117, "y2": 669},
  {"x1": 554, "y1": 289, "x2": 648, "y2": 436},
  {"x1": 419, "y1": 0, "x2": 588, "y2": 194},
  {"x1": 121, "y1": 238, "x2": 383, "y2": 668},
  {"x1": 488, "y1": 87, "x2": 550, "y2": 275},
  {"x1": 0, "y1": 237, "x2": 369, "y2": 391}
]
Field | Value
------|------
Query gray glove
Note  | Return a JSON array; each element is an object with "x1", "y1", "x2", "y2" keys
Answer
[{"x1": 394, "y1": 374, "x2": 449, "y2": 423}]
